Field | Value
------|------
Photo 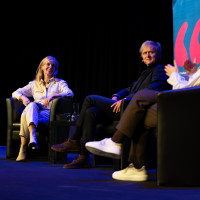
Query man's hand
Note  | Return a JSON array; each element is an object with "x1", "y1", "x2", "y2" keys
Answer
[{"x1": 111, "y1": 100, "x2": 122, "y2": 113}]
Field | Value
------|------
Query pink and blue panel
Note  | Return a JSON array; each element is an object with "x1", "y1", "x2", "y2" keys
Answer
[{"x1": 173, "y1": 0, "x2": 200, "y2": 75}]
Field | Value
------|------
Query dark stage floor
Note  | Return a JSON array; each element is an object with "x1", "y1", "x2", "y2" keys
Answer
[{"x1": 1, "y1": 146, "x2": 200, "y2": 200}]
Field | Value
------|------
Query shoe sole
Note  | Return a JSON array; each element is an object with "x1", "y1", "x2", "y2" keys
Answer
[
  {"x1": 16, "y1": 159, "x2": 26, "y2": 162},
  {"x1": 63, "y1": 164, "x2": 91, "y2": 169},
  {"x1": 85, "y1": 146, "x2": 121, "y2": 159},
  {"x1": 112, "y1": 174, "x2": 148, "y2": 182},
  {"x1": 51, "y1": 147, "x2": 80, "y2": 153}
]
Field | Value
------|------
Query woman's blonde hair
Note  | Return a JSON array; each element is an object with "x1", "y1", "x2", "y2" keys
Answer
[{"x1": 35, "y1": 56, "x2": 59, "y2": 82}]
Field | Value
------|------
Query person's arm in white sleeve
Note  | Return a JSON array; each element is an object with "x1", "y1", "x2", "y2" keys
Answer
[
  {"x1": 12, "y1": 82, "x2": 33, "y2": 105},
  {"x1": 58, "y1": 80, "x2": 74, "y2": 97},
  {"x1": 165, "y1": 59, "x2": 199, "y2": 90}
]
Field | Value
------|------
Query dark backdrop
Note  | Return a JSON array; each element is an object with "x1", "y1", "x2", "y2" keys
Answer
[{"x1": 0, "y1": 1, "x2": 173, "y2": 145}]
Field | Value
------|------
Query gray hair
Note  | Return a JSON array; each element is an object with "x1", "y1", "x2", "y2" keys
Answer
[{"x1": 139, "y1": 40, "x2": 162, "y2": 61}]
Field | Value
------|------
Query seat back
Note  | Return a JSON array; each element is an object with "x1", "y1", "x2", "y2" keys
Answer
[
  {"x1": 157, "y1": 86, "x2": 200, "y2": 186},
  {"x1": 6, "y1": 98, "x2": 24, "y2": 126}
]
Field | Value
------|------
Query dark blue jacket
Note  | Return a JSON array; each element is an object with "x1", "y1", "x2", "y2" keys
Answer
[{"x1": 113, "y1": 63, "x2": 171, "y2": 99}]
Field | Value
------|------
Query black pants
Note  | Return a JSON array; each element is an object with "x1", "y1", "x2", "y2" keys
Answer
[{"x1": 72, "y1": 95, "x2": 120, "y2": 155}]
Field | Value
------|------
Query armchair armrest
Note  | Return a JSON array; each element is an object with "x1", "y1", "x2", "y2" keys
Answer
[
  {"x1": 6, "y1": 98, "x2": 25, "y2": 126},
  {"x1": 120, "y1": 98, "x2": 131, "y2": 117},
  {"x1": 157, "y1": 86, "x2": 200, "y2": 127},
  {"x1": 6, "y1": 96, "x2": 74, "y2": 123},
  {"x1": 50, "y1": 96, "x2": 73, "y2": 122}
]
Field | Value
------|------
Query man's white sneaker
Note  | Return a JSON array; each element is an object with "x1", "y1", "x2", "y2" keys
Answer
[
  {"x1": 112, "y1": 164, "x2": 148, "y2": 181},
  {"x1": 85, "y1": 138, "x2": 122, "y2": 159}
]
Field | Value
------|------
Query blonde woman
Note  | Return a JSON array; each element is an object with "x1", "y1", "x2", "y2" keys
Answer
[{"x1": 12, "y1": 56, "x2": 74, "y2": 162}]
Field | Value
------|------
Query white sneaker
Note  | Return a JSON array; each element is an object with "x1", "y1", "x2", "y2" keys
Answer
[
  {"x1": 85, "y1": 138, "x2": 122, "y2": 159},
  {"x1": 112, "y1": 164, "x2": 148, "y2": 181}
]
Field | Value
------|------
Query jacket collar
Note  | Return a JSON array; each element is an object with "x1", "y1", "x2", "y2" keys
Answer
[{"x1": 39, "y1": 77, "x2": 56, "y2": 85}]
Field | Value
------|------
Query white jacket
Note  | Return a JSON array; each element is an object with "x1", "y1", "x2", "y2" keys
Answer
[
  {"x1": 12, "y1": 78, "x2": 74, "y2": 109},
  {"x1": 167, "y1": 69, "x2": 200, "y2": 89}
]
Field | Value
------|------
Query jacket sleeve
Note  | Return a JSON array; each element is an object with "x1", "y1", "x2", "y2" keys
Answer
[
  {"x1": 12, "y1": 82, "x2": 33, "y2": 100},
  {"x1": 112, "y1": 65, "x2": 170, "y2": 99},
  {"x1": 112, "y1": 88, "x2": 130, "y2": 99},
  {"x1": 58, "y1": 80, "x2": 74, "y2": 97},
  {"x1": 167, "y1": 69, "x2": 200, "y2": 89},
  {"x1": 146, "y1": 65, "x2": 171, "y2": 91}
]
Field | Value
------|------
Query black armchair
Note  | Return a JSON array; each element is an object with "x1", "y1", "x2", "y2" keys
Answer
[
  {"x1": 157, "y1": 86, "x2": 200, "y2": 186},
  {"x1": 6, "y1": 97, "x2": 73, "y2": 160}
]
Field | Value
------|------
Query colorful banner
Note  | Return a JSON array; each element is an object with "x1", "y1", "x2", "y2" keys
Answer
[{"x1": 173, "y1": 0, "x2": 200, "y2": 75}]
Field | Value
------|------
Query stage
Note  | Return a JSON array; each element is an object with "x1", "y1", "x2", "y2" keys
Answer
[{"x1": 1, "y1": 146, "x2": 200, "y2": 200}]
